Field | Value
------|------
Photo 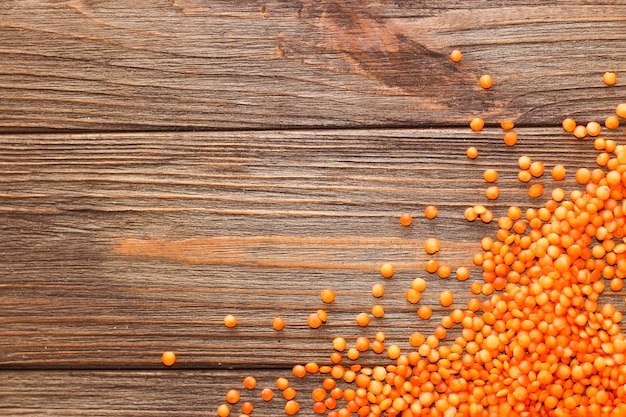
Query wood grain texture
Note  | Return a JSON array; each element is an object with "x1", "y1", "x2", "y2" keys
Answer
[
  {"x1": 1, "y1": 0, "x2": 626, "y2": 132},
  {"x1": 2, "y1": 128, "x2": 625, "y2": 374},
  {"x1": 1, "y1": 369, "x2": 314, "y2": 416}
]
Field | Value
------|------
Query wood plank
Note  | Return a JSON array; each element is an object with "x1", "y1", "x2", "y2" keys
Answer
[
  {"x1": 1, "y1": 1, "x2": 625, "y2": 131},
  {"x1": 1, "y1": 369, "x2": 316, "y2": 416},
  {"x1": 2, "y1": 128, "x2": 624, "y2": 371}
]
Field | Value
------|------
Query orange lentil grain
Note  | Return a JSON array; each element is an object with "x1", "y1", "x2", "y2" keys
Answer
[
  {"x1": 425, "y1": 238, "x2": 441, "y2": 254},
  {"x1": 500, "y1": 120, "x2": 515, "y2": 130},
  {"x1": 586, "y1": 121, "x2": 602, "y2": 137},
  {"x1": 518, "y1": 156, "x2": 532, "y2": 170},
  {"x1": 371, "y1": 304, "x2": 385, "y2": 318},
  {"x1": 470, "y1": 118, "x2": 485, "y2": 131},
  {"x1": 456, "y1": 266, "x2": 470, "y2": 281},
  {"x1": 226, "y1": 389, "x2": 241, "y2": 404},
  {"x1": 425, "y1": 259, "x2": 439, "y2": 273},
  {"x1": 292, "y1": 364, "x2": 306, "y2": 378},
  {"x1": 528, "y1": 184, "x2": 544, "y2": 198},
  {"x1": 321, "y1": 289, "x2": 336, "y2": 304},
  {"x1": 380, "y1": 263, "x2": 394, "y2": 278},
  {"x1": 307, "y1": 312, "x2": 322, "y2": 329},
  {"x1": 272, "y1": 317, "x2": 285, "y2": 331},
  {"x1": 424, "y1": 205, "x2": 438, "y2": 219},
  {"x1": 217, "y1": 404, "x2": 231, "y2": 417},
  {"x1": 371, "y1": 283, "x2": 385, "y2": 298},
  {"x1": 529, "y1": 161, "x2": 545, "y2": 177},
  {"x1": 356, "y1": 312, "x2": 371, "y2": 327},
  {"x1": 161, "y1": 351, "x2": 176, "y2": 367},
  {"x1": 605, "y1": 115, "x2": 620, "y2": 129},
  {"x1": 417, "y1": 306, "x2": 432, "y2": 320},
  {"x1": 551, "y1": 165, "x2": 566, "y2": 181},
  {"x1": 603, "y1": 72, "x2": 617, "y2": 86},
  {"x1": 241, "y1": 401, "x2": 253, "y2": 415},
  {"x1": 412, "y1": 277, "x2": 427, "y2": 292},
  {"x1": 562, "y1": 118, "x2": 576, "y2": 132},
  {"x1": 405, "y1": 288, "x2": 421, "y2": 304},
  {"x1": 437, "y1": 265, "x2": 451, "y2": 279},
  {"x1": 285, "y1": 400, "x2": 300, "y2": 415},
  {"x1": 243, "y1": 376, "x2": 257, "y2": 390},
  {"x1": 261, "y1": 388, "x2": 274, "y2": 401},
  {"x1": 399, "y1": 213, "x2": 413, "y2": 226},
  {"x1": 503, "y1": 131, "x2": 518, "y2": 146},
  {"x1": 224, "y1": 314, "x2": 238, "y2": 328},
  {"x1": 484, "y1": 169, "x2": 498, "y2": 183},
  {"x1": 333, "y1": 337, "x2": 347, "y2": 352},
  {"x1": 573, "y1": 125, "x2": 587, "y2": 139},
  {"x1": 440, "y1": 290, "x2": 454, "y2": 307},
  {"x1": 479, "y1": 74, "x2": 493, "y2": 89},
  {"x1": 486, "y1": 186, "x2": 500, "y2": 200},
  {"x1": 355, "y1": 336, "x2": 370, "y2": 352},
  {"x1": 518, "y1": 170, "x2": 532, "y2": 183},
  {"x1": 576, "y1": 168, "x2": 592, "y2": 184},
  {"x1": 450, "y1": 49, "x2": 463, "y2": 62},
  {"x1": 276, "y1": 377, "x2": 289, "y2": 391},
  {"x1": 466, "y1": 146, "x2": 479, "y2": 159}
]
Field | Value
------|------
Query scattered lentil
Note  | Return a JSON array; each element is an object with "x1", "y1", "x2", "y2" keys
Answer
[
  {"x1": 161, "y1": 351, "x2": 176, "y2": 367},
  {"x1": 399, "y1": 213, "x2": 413, "y2": 226},
  {"x1": 603, "y1": 71, "x2": 617, "y2": 86},
  {"x1": 272, "y1": 317, "x2": 285, "y2": 331},
  {"x1": 224, "y1": 315, "x2": 237, "y2": 328},
  {"x1": 321, "y1": 289, "x2": 336, "y2": 304},
  {"x1": 479, "y1": 74, "x2": 493, "y2": 89},
  {"x1": 380, "y1": 263, "x2": 394, "y2": 279},
  {"x1": 449, "y1": 49, "x2": 463, "y2": 62},
  {"x1": 424, "y1": 205, "x2": 438, "y2": 219},
  {"x1": 466, "y1": 146, "x2": 478, "y2": 159}
]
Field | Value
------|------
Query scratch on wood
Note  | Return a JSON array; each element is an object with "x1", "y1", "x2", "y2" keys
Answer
[{"x1": 115, "y1": 236, "x2": 423, "y2": 270}]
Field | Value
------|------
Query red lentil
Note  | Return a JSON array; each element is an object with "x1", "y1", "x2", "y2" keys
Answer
[
  {"x1": 226, "y1": 389, "x2": 240, "y2": 404},
  {"x1": 466, "y1": 146, "x2": 479, "y2": 159},
  {"x1": 261, "y1": 388, "x2": 274, "y2": 401},
  {"x1": 424, "y1": 237, "x2": 441, "y2": 254},
  {"x1": 449, "y1": 49, "x2": 462, "y2": 62},
  {"x1": 161, "y1": 351, "x2": 176, "y2": 367},
  {"x1": 272, "y1": 317, "x2": 285, "y2": 331},
  {"x1": 603, "y1": 71, "x2": 617, "y2": 86},
  {"x1": 399, "y1": 213, "x2": 413, "y2": 226},
  {"x1": 483, "y1": 169, "x2": 498, "y2": 183},
  {"x1": 479, "y1": 74, "x2": 493, "y2": 89},
  {"x1": 224, "y1": 314, "x2": 237, "y2": 328},
  {"x1": 503, "y1": 131, "x2": 518, "y2": 146},
  {"x1": 470, "y1": 117, "x2": 485, "y2": 131},
  {"x1": 380, "y1": 263, "x2": 394, "y2": 278},
  {"x1": 243, "y1": 376, "x2": 256, "y2": 390},
  {"x1": 424, "y1": 205, "x2": 438, "y2": 219},
  {"x1": 321, "y1": 289, "x2": 336, "y2": 304}
]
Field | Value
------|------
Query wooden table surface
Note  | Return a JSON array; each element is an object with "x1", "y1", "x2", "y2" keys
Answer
[{"x1": 2, "y1": 1, "x2": 626, "y2": 416}]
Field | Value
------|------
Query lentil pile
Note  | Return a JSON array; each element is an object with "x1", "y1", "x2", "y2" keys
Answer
[{"x1": 172, "y1": 58, "x2": 626, "y2": 416}]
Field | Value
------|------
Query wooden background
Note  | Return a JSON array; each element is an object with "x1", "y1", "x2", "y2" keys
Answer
[{"x1": 1, "y1": 1, "x2": 626, "y2": 415}]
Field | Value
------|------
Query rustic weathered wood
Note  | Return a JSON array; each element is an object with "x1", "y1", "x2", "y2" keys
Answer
[
  {"x1": 2, "y1": 128, "x2": 624, "y2": 376},
  {"x1": 0, "y1": 369, "x2": 314, "y2": 416},
  {"x1": 1, "y1": 1, "x2": 625, "y2": 132}
]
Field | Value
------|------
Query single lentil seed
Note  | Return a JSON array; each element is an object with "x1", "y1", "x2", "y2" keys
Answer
[
  {"x1": 449, "y1": 49, "x2": 462, "y2": 62},
  {"x1": 380, "y1": 263, "x2": 394, "y2": 278},
  {"x1": 470, "y1": 118, "x2": 485, "y2": 131},
  {"x1": 479, "y1": 74, "x2": 493, "y2": 89},
  {"x1": 161, "y1": 351, "x2": 176, "y2": 367},
  {"x1": 399, "y1": 213, "x2": 413, "y2": 226},
  {"x1": 603, "y1": 72, "x2": 617, "y2": 86}
]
